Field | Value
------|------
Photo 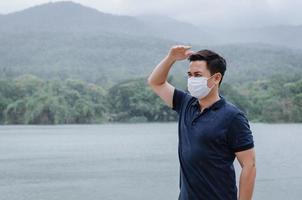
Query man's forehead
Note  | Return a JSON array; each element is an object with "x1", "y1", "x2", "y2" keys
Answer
[{"x1": 188, "y1": 61, "x2": 208, "y2": 73}]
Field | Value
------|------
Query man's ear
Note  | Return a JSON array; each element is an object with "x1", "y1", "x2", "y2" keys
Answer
[{"x1": 214, "y1": 73, "x2": 222, "y2": 85}]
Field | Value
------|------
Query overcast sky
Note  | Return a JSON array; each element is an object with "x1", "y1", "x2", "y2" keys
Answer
[{"x1": 0, "y1": 0, "x2": 301, "y2": 28}]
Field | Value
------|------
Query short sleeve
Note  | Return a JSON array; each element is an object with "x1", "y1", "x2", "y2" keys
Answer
[
  {"x1": 227, "y1": 111, "x2": 254, "y2": 153},
  {"x1": 172, "y1": 87, "x2": 188, "y2": 114}
]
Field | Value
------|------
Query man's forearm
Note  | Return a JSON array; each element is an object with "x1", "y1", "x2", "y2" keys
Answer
[
  {"x1": 238, "y1": 165, "x2": 256, "y2": 200},
  {"x1": 147, "y1": 55, "x2": 176, "y2": 86}
]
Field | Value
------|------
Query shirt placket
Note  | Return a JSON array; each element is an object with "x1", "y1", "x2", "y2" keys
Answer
[{"x1": 191, "y1": 108, "x2": 210, "y2": 126}]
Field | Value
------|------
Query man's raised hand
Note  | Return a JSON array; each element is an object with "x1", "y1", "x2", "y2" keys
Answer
[{"x1": 168, "y1": 45, "x2": 194, "y2": 61}]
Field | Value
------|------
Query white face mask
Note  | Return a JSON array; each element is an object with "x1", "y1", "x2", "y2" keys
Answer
[{"x1": 187, "y1": 74, "x2": 216, "y2": 99}]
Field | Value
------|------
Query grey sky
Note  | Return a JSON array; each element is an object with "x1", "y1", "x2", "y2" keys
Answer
[{"x1": 0, "y1": 0, "x2": 301, "y2": 28}]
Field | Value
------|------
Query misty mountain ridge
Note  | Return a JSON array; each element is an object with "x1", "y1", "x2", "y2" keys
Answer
[
  {"x1": 0, "y1": 1, "x2": 215, "y2": 45},
  {"x1": 0, "y1": 1, "x2": 301, "y2": 48},
  {"x1": 214, "y1": 25, "x2": 302, "y2": 49},
  {"x1": 0, "y1": 1, "x2": 301, "y2": 89},
  {"x1": 0, "y1": 1, "x2": 151, "y2": 36}
]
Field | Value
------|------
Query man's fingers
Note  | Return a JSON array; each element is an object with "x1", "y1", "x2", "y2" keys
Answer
[
  {"x1": 185, "y1": 50, "x2": 194, "y2": 56},
  {"x1": 180, "y1": 45, "x2": 192, "y2": 49},
  {"x1": 174, "y1": 45, "x2": 192, "y2": 49}
]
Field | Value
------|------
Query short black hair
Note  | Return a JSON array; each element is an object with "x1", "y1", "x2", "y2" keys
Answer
[{"x1": 187, "y1": 49, "x2": 226, "y2": 86}]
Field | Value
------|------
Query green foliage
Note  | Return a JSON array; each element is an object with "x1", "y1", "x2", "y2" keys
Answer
[
  {"x1": 0, "y1": 73, "x2": 301, "y2": 124},
  {"x1": 106, "y1": 77, "x2": 177, "y2": 122},
  {"x1": 4, "y1": 99, "x2": 27, "y2": 124},
  {"x1": 14, "y1": 74, "x2": 44, "y2": 97},
  {"x1": 244, "y1": 74, "x2": 302, "y2": 122},
  {"x1": 1, "y1": 30, "x2": 302, "y2": 91},
  {"x1": 1, "y1": 76, "x2": 107, "y2": 124}
]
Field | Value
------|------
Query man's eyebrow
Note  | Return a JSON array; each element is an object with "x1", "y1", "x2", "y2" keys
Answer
[{"x1": 187, "y1": 71, "x2": 203, "y2": 74}]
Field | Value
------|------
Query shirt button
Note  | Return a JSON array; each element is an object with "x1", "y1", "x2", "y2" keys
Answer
[{"x1": 192, "y1": 121, "x2": 196, "y2": 125}]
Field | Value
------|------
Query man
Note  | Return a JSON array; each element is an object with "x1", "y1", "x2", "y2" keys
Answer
[{"x1": 147, "y1": 45, "x2": 256, "y2": 200}]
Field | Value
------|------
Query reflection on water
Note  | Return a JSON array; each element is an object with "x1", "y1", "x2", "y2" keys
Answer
[{"x1": 0, "y1": 123, "x2": 301, "y2": 200}]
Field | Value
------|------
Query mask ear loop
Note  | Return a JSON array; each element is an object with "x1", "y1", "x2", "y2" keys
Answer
[{"x1": 207, "y1": 73, "x2": 217, "y2": 89}]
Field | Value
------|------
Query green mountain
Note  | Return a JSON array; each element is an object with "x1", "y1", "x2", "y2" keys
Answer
[
  {"x1": 0, "y1": 1, "x2": 301, "y2": 124},
  {"x1": 214, "y1": 25, "x2": 302, "y2": 49},
  {"x1": 0, "y1": 2, "x2": 301, "y2": 89}
]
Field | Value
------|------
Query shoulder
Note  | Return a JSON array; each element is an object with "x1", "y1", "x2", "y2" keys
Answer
[
  {"x1": 172, "y1": 88, "x2": 194, "y2": 113},
  {"x1": 224, "y1": 100, "x2": 241, "y2": 114},
  {"x1": 223, "y1": 98, "x2": 254, "y2": 152},
  {"x1": 223, "y1": 98, "x2": 248, "y2": 123}
]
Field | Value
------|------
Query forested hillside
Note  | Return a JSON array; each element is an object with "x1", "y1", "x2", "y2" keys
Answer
[{"x1": 0, "y1": 1, "x2": 301, "y2": 124}]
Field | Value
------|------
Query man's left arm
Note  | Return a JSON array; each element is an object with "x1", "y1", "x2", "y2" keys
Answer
[
  {"x1": 227, "y1": 111, "x2": 256, "y2": 200},
  {"x1": 236, "y1": 148, "x2": 256, "y2": 200}
]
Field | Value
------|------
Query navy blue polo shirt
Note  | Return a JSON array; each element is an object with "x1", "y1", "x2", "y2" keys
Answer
[{"x1": 172, "y1": 87, "x2": 254, "y2": 200}]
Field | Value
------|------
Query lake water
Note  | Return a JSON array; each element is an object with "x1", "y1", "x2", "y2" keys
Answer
[{"x1": 0, "y1": 123, "x2": 301, "y2": 200}]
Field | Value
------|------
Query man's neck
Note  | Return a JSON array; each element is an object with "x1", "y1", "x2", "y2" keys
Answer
[{"x1": 198, "y1": 90, "x2": 221, "y2": 113}]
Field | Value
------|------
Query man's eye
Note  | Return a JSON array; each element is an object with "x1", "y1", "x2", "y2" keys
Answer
[{"x1": 195, "y1": 74, "x2": 202, "y2": 77}]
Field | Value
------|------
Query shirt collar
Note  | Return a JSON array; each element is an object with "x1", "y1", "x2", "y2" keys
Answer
[{"x1": 193, "y1": 94, "x2": 226, "y2": 111}]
